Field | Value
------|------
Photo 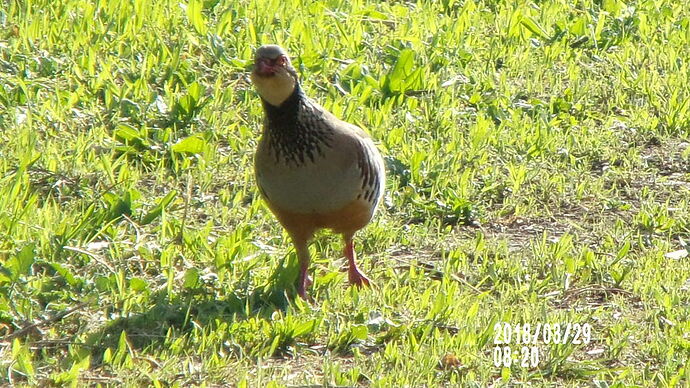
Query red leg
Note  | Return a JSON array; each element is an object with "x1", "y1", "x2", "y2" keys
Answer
[
  {"x1": 297, "y1": 260, "x2": 313, "y2": 299},
  {"x1": 293, "y1": 238, "x2": 313, "y2": 299},
  {"x1": 344, "y1": 234, "x2": 371, "y2": 287}
]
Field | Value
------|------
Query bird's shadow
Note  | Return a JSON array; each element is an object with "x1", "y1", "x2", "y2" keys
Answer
[{"x1": 85, "y1": 256, "x2": 303, "y2": 364}]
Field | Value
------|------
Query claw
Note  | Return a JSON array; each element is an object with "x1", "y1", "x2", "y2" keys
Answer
[
  {"x1": 348, "y1": 266, "x2": 372, "y2": 287},
  {"x1": 297, "y1": 272, "x2": 313, "y2": 299},
  {"x1": 344, "y1": 237, "x2": 373, "y2": 288}
]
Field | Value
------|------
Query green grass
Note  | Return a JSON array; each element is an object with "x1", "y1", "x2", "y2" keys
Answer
[{"x1": 1, "y1": 0, "x2": 690, "y2": 386}]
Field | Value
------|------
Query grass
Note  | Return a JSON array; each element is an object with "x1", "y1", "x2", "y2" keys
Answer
[{"x1": 1, "y1": 0, "x2": 690, "y2": 386}]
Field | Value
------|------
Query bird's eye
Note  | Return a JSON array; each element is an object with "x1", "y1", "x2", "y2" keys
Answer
[{"x1": 275, "y1": 55, "x2": 287, "y2": 66}]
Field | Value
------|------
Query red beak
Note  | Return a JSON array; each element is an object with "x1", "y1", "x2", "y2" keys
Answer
[{"x1": 254, "y1": 57, "x2": 276, "y2": 76}]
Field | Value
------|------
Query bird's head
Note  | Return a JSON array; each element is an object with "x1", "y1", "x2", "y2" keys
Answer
[{"x1": 251, "y1": 45, "x2": 298, "y2": 107}]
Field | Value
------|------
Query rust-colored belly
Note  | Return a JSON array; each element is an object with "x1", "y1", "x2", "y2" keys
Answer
[{"x1": 265, "y1": 198, "x2": 375, "y2": 240}]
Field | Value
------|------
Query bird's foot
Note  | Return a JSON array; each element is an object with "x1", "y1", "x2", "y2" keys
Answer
[
  {"x1": 297, "y1": 274, "x2": 313, "y2": 299},
  {"x1": 348, "y1": 266, "x2": 372, "y2": 288},
  {"x1": 343, "y1": 238, "x2": 372, "y2": 288}
]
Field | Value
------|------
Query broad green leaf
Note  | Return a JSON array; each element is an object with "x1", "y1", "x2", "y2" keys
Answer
[
  {"x1": 520, "y1": 16, "x2": 549, "y2": 39},
  {"x1": 268, "y1": 334, "x2": 281, "y2": 356},
  {"x1": 350, "y1": 325, "x2": 368, "y2": 340},
  {"x1": 603, "y1": 0, "x2": 624, "y2": 16},
  {"x1": 171, "y1": 135, "x2": 206, "y2": 154},
  {"x1": 12, "y1": 338, "x2": 36, "y2": 379},
  {"x1": 617, "y1": 241, "x2": 631, "y2": 259},
  {"x1": 215, "y1": 9, "x2": 234, "y2": 35},
  {"x1": 114, "y1": 124, "x2": 143, "y2": 143},
  {"x1": 187, "y1": 82, "x2": 205, "y2": 102},
  {"x1": 95, "y1": 276, "x2": 112, "y2": 292},
  {"x1": 141, "y1": 190, "x2": 177, "y2": 225},
  {"x1": 501, "y1": 367, "x2": 511, "y2": 381},
  {"x1": 363, "y1": 74, "x2": 379, "y2": 88},
  {"x1": 130, "y1": 277, "x2": 148, "y2": 292},
  {"x1": 182, "y1": 268, "x2": 200, "y2": 289},
  {"x1": 572, "y1": 16, "x2": 588, "y2": 36},
  {"x1": 50, "y1": 262, "x2": 81, "y2": 287},
  {"x1": 0, "y1": 270, "x2": 12, "y2": 284},
  {"x1": 404, "y1": 67, "x2": 424, "y2": 90},
  {"x1": 107, "y1": 191, "x2": 134, "y2": 218},
  {"x1": 594, "y1": 10, "x2": 607, "y2": 41},
  {"x1": 186, "y1": 0, "x2": 207, "y2": 34},
  {"x1": 508, "y1": 9, "x2": 522, "y2": 38},
  {"x1": 360, "y1": 8, "x2": 388, "y2": 20},
  {"x1": 6, "y1": 244, "x2": 36, "y2": 280},
  {"x1": 294, "y1": 319, "x2": 320, "y2": 337},
  {"x1": 102, "y1": 348, "x2": 112, "y2": 364},
  {"x1": 176, "y1": 82, "x2": 206, "y2": 118},
  {"x1": 388, "y1": 49, "x2": 415, "y2": 93},
  {"x1": 21, "y1": 153, "x2": 41, "y2": 170},
  {"x1": 16, "y1": 244, "x2": 35, "y2": 276},
  {"x1": 466, "y1": 300, "x2": 480, "y2": 319}
]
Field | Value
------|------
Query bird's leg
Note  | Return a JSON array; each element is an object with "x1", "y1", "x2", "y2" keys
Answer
[
  {"x1": 292, "y1": 237, "x2": 313, "y2": 299},
  {"x1": 343, "y1": 234, "x2": 371, "y2": 287}
]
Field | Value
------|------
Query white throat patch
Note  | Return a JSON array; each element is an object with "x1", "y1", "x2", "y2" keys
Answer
[{"x1": 251, "y1": 70, "x2": 296, "y2": 107}]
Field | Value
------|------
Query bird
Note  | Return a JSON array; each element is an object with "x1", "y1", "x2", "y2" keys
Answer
[{"x1": 250, "y1": 44, "x2": 385, "y2": 299}]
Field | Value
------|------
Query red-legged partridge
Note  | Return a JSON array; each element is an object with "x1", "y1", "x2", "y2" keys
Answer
[{"x1": 251, "y1": 45, "x2": 385, "y2": 299}]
